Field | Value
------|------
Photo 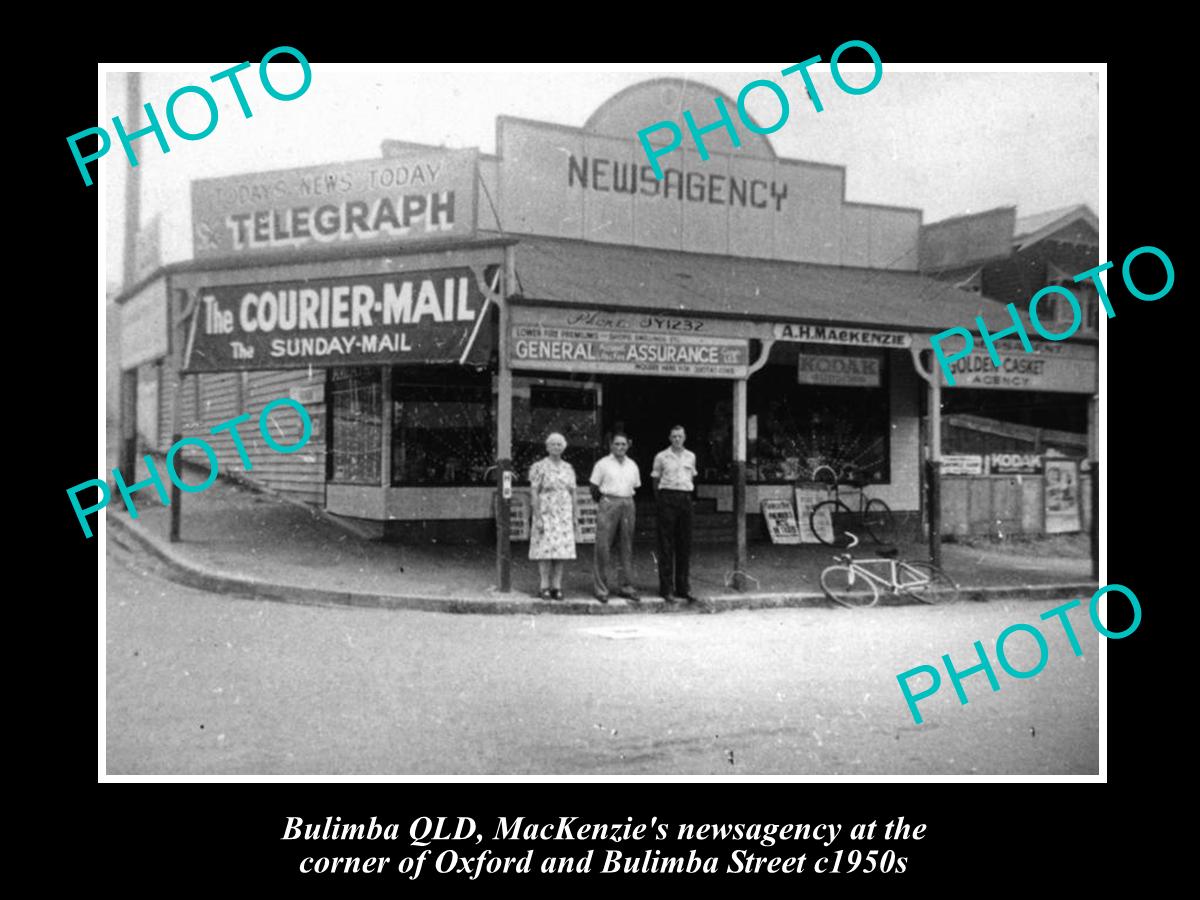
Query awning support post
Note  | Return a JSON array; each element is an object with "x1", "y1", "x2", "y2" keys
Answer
[
  {"x1": 732, "y1": 377, "x2": 748, "y2": 591},
  {"x1": 1088, "y1": 393, "x2": 1098, "y2": 581},
  {"x1": 169, "y1": 287, "x2": 200, "y2": 543},
  {"x1": 909, "y1": 343, "x2": 942, "y2": 567},
  {"x1": 116, "y1": 368, "x2": 139, "y2": 502},
  {"x1": 927, "y1": 371, "x2": 942, "y2": 567},
  {"x1": 495, "y1": 246, "x2": 515, "y2": 593},
  {"x1": 115, "y1": 71, "x2": 142, "y2": 510}
]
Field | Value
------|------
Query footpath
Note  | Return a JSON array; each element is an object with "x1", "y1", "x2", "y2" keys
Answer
[{"x1": 105, "y1": 463, "x2": 1096, "y2": 615}]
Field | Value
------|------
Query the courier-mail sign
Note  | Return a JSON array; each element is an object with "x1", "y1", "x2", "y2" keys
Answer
[
  {"x1": 190, "y1": 148, "x2": 477, "y2": 260},
  {"x1": 185, "y1": 268, "x2": 489, "y2": 372}
]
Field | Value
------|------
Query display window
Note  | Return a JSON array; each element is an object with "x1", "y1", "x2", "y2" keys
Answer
[
  {"x1": 748, "y1": 346, "x2": 892, "y2": 484},
  {"x1": 392, "y1": 367, "x2": 494, "y2": 486},
  {"x1": 327, "y1": 367, "x2": 604, "y2": 488},
  {"x1": 513, "y1": 376, "x2": 601, "y2": 483},
  {"x1": 327, "y1": 366, "x2": 382, "y2": 484}
]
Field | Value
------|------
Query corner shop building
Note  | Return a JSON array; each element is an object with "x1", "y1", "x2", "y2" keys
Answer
[{"x1": 115, "y1": 79, "x2": 1098, "y2": 568}]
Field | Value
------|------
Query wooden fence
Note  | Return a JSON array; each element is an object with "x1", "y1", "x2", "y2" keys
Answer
[{"x1": 940, "y1": 472, "x2": 1093, "y2": 538}]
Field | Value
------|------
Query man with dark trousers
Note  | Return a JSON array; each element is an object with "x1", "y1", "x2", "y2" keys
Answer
[{"x1": 652, "y1": 425, "x2": 698, "y2": 603}]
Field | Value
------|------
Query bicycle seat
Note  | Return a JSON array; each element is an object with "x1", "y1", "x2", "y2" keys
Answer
[{"x1": 876, "y1": 546, "x2": 900, "y2": 558}]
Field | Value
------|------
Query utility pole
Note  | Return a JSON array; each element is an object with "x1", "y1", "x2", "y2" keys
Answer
[{"x1": 116, "y1": 72, "x2": 143, "y2": 491}]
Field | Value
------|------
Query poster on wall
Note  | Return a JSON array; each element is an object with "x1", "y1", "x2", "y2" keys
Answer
[
  {"x1": 1044, "y1": 458, "x2": 1082, "y2": 533},
  {"x1": 574, "y1": 489, "x2": 597, "y2": 544},
  {"x1": 795, "y1": 487, "x2": 834, "y2": 544},
  {"x1": 509, "y1": 491, "x2": 530, "y2": 542},
  {"x1": 761, "y1": 500, "x2": 801, "y2": 544},
  {"x1": 941, "y1": 454, "x2": 984, "y2": 475}
]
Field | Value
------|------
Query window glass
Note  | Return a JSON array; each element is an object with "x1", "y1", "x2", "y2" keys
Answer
[
  {"x1": 327, "y1": 367, "x2": 382, "y2": 484},
  {"x1": 513, "y1": 379, "x2": 600, "y2": 481},
  {"x1": 748, "y1": 349, "x2": 890, "y2": 484},
  {"x1": 392, "y1": 368, "x2": 493, "y2": 485}
]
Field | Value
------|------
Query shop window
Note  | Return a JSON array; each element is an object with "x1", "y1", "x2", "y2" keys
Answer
[
  {"x1": 748, "y1": 349, "x2": 891, "y2": 484},
  {"x1": 513, "y1": 378, "x2": 601, "y2": 482},
  {"x1": 1074, "y1": 280, "x2": 1100, "y2": 333},
  {"x1": 392, "y1": 367, "x2": 493, "y2": 485},
  {"x1": 327, "y1": 367, "x2": 382, "y2": 484},
  {"x1": 1044, "y1": 278, "x2": 1099, "y2": 334}
]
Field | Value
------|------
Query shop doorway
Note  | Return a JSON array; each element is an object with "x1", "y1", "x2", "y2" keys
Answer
[
  {"x1": 601, "y1": 375, "x2": 730, "y2": 476},
  {"x1": 601, "y1": 375, "x2": 735, "y2": 543}
]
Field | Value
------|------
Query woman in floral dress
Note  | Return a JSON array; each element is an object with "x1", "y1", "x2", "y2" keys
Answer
[{"x1": 529, "y1": 432, "x2": 577, "y2": 600}]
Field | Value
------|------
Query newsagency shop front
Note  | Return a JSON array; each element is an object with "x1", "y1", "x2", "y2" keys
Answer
[{"x1": 114, "y1": 78, "x2": 1098, "y2": 584}]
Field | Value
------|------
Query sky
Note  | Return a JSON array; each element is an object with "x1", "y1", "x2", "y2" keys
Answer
[{"x1": 101, "y1": 64, "x2": 1099, "y2": 291}]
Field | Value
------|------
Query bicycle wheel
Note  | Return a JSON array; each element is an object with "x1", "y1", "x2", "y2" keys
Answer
[
  {"x1": 897, "y1": 562, "x2": 962, "y2": 604},
  {"x1": 820, "y1": 565, "x2": 882, "y2": 608},
  {"x1": 862, "y1": 498, "x2": 896, "y2": 545},
  {"x1": 809, "y1": 500, "x2": 854, "y2": 546}
]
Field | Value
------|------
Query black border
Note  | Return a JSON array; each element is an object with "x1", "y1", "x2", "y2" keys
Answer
[{"x1": 64, "y1": 21, "x2": 1176, "y2": 892}]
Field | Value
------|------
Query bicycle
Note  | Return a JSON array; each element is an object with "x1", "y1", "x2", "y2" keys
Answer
[
  {"x1": 819, "y1": 532, "x2": 961, "y2": 608},
  {"x1": 805, "y1": 464, "x2": 895, "y2": 546}
]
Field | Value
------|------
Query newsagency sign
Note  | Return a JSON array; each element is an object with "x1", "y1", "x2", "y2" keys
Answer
[
  {"x1": 184, "y1": 268, "x2": 491, "y2": 372},
  {"x1": 509, "y1": 306, "x2": 749, "y2": 378},
  {"x1": 190, "y1": 149, "x2": 477, "y2": 261}
]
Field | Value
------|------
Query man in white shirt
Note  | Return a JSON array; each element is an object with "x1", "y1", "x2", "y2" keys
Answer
[
  {"x1": 652, "y1": 425, "x2": 698, "y2": 603},
  {"x1": 588, "y1": 433, "x2": 642, "y2": 603}
]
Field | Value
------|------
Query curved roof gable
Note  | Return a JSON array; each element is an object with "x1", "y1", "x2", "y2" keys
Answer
[{"x1": 584, "y1": 78, "x2": 778, "y2": 160}]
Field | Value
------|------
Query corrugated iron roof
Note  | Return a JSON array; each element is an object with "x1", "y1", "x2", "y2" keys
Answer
[
  {"x1": 1014, "y1": 204, "x2": 1097, "y2": 243},
  {"x1": 512, "y1": 235, "x2": 1033, "y2": 335}
]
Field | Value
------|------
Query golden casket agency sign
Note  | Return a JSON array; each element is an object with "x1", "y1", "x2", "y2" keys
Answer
[
  {"x1": 510, "y1": 306, "x2": 751, "y2": 379},
  {"x1": 938, "y1": 338, "x2": 1097, "y2": 393}
]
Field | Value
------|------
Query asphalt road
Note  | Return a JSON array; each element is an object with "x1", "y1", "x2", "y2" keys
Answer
[{"x1": 105, "y1": 537, "x2": 1100, "y2": 776}]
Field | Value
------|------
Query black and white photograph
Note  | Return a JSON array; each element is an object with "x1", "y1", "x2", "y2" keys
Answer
[{"x1": 97, "y1": 62, "x2": 1105, "y2": 777}]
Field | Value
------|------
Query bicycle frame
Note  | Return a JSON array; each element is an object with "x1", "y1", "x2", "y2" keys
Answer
[
  {"x1": 811, "y1": 464, "x2": 871, "y2": 515},
  {"x1": 836, "y1": 556, "x2": 932, "y2": 594}
]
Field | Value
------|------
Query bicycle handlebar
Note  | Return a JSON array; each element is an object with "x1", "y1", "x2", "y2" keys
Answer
[{"x1": 811, "y1": 464, "x2": 839, "y2": 484}]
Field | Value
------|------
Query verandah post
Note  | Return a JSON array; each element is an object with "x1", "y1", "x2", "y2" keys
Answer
[
  {"x1": 928, "y1": 372, "x2": 943, "y2": 567},
  {"x1": 1088, "y1": 393, "x2": 1098, "y2": 581},
  {"x1": 732, "y1": 377, "x2": 748, "y2": 591},
  {"x1": 496, "y1": 246, "x2": 515, "y2": 592}
]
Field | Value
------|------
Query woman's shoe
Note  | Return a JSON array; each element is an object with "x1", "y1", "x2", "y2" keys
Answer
[
  {"x1": 539, "y1": 589, "x2": 552, "y2": 600},
  {"x1": 551, "y1": 589, "x2": 563, "y2": 601}
]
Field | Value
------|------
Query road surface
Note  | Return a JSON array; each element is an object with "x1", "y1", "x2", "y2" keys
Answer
[{"x1": 105, "y1": 537, "x2": 1099, "y2": 775}]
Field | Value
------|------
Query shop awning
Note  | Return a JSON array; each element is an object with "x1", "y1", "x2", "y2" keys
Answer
[{"x1": 511, "y1": 235, "x2": 1053, "y2": 337}]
